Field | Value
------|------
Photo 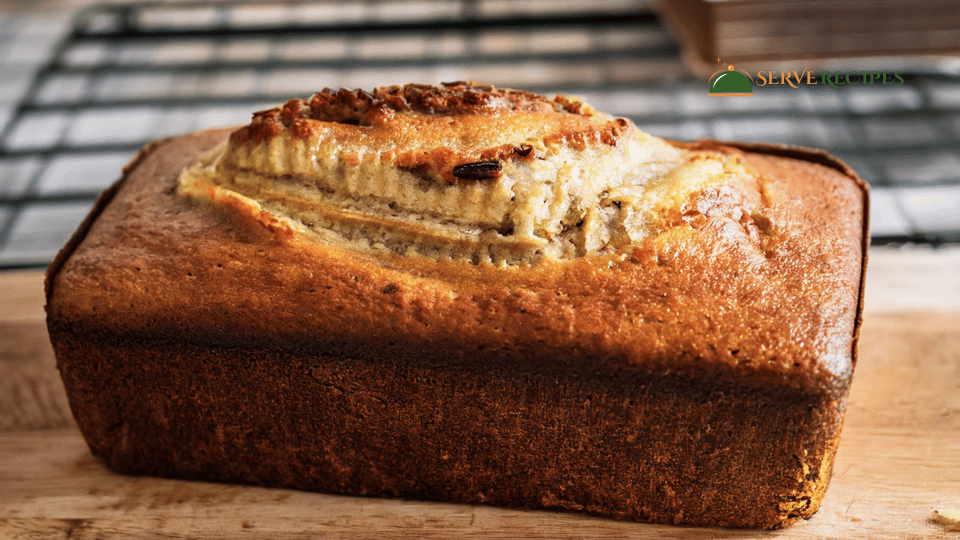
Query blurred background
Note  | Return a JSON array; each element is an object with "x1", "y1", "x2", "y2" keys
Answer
[{"x1": 0, "y1": 0, "x2": 958, "y2": 268}]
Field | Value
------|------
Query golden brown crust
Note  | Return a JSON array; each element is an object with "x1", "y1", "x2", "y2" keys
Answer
[
  {"x1": 46, "y1": 125, "x2": 867, "y2": 528},
  {"x1": 674, "y1": 138, "x2": 870, "y2": 372}
]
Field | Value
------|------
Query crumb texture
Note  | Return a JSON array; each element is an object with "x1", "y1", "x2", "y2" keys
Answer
[{"x1": 178, "y1": 82, "x2": 760, "y2": 265}]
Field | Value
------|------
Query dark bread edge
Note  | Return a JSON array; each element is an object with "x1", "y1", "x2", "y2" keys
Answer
[{"x1": 54, "y1": 329, "x2": 841, "y2": 529}]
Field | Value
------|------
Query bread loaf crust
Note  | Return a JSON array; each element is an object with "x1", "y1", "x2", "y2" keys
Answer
[{"x1": 47, "y1": 125, "x2": 867, "y2": 528}]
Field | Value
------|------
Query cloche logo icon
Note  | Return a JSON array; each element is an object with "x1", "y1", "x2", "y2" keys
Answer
[{"x1": 709, "y1": 65, "x2": 754, "y2": 96}]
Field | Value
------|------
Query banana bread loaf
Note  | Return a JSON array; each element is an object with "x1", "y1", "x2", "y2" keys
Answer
[{"x1": 46, "y1": 82, "x2": 868, "y2": 529}]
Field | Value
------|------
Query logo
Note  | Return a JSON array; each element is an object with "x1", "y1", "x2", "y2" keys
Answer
[
  {"x1": 708, "y1": 57, "x2": 906, "y2": 96},
  {"x1": 708, "y1": 65, "x2": 754, "y2": 97}
]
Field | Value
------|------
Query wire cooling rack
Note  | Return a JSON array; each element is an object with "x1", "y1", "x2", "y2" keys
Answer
[{"x1": 1, "y1": 0, "x2": 958, "y2": 268}]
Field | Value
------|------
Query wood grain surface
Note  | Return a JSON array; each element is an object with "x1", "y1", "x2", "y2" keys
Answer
[{"x1": 2, "y1": 247, "x2": 959, "y2": 539}]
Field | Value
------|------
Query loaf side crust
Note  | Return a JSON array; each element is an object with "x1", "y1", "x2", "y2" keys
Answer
[{"x1": 46, "y1": 128, "x2": 868, "y2": 528}]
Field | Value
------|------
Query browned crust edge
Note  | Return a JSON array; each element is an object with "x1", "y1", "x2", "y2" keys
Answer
[
  {"x1": 671, "y1": 139, "x2": 870, "y2": 372},
  {"x1": 44, "y1": 138, "x2": 177, "y2": 309}
]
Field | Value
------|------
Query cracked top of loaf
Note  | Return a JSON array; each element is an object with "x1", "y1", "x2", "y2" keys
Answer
[{"x1": 177, "y1": 82, "x2": 764, "y2": 265}]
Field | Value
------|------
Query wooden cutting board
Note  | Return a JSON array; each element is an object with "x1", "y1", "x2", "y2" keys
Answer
[{"x1": 2, "y1": 249, "x2": 959, "y2": 538}]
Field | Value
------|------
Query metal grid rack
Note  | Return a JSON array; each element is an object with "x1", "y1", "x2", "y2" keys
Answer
[{"x1": 1, "y1": 0, "x2": 959, "y2": 269}]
